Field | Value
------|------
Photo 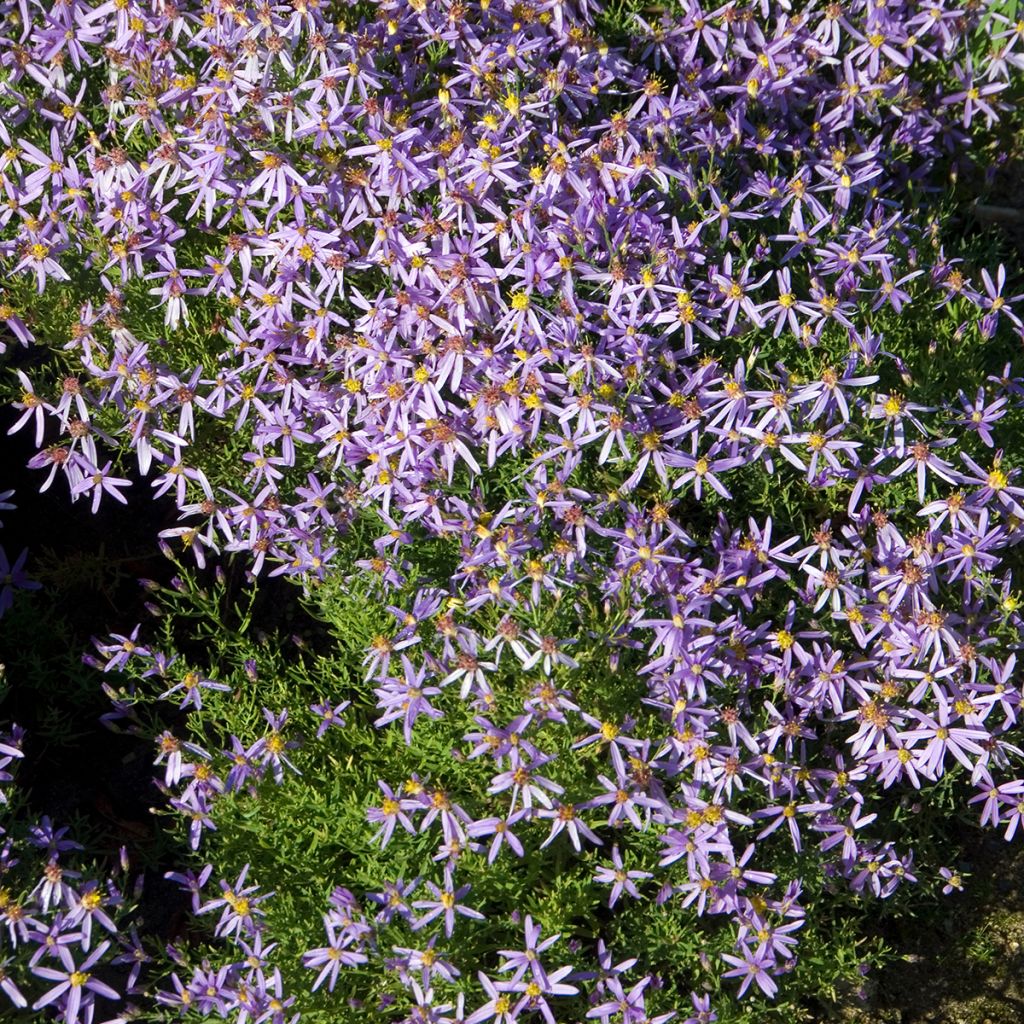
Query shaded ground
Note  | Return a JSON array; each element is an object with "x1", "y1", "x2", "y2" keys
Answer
[{"x1": 836, "y1": 835, "x2": 1024, "y2": 1024}]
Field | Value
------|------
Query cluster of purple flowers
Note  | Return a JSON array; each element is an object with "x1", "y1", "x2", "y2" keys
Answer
[
  {"x1": 0, "y1": 0, "x2": 1021, "y2": 580},
  {"x1": 94, "y1": 632, "x2": 301, "y2": 851},
  {"x1": 2, "y1": 0, "x2": 1024, "y2": 1018},
  {"x1": 159, "y1": 863, "x2": 297, "y2": 1024},
  {"x1": 325, "y1": 412, "x2": 1024, "y2": 1004},
  {"x1": 301, "y1": 890, "x2": 720, "y2": 1024},
  {"x1": 0, "y1": 728, "x2": 145, "y2": 1023}
]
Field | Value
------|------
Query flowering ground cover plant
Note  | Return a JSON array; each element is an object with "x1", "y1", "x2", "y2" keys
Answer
[{"x1": 2, "y1": 0, "x2": 1024, "y2": 1020}]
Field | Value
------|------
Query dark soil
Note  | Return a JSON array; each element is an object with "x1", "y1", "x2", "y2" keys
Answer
[{"x1": 832, "y1": 836, "x2": 1024, "y2": 1024}]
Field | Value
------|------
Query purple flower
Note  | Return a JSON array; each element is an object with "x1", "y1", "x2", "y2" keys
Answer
[
  {"x1": 0, "y1": 958, "x2": 26, "y2": 1008},
  {"x1": 465, "y1": 972, "x2": 518, "y2": 1024},
  {"x1": 508, "y1": 965, "x2": 579, "y2": 1024},
  {"x1": 374, "y1": 656, "x2": 444, "y2": 743},
  {"x1": 70, "y1": 460, "x2": 132, "y2": 513},
  {"x1": 170, "y1": 790, "x2": 217, "y2": 850},
  {"x1": 594, "y1": 846, "x2": 653, "y2": 907},
  {"x1": 683, "y1": 993, "x2": 716, "y2": 1024},
  {"x1": 955, "y1": 387, "x2": 1007, "y2": 447},
  {"x1": 587, "y1": 975, "x2": 671, "y2": 1024},
  {"x1": 497, "y1": 916, "x2": 561, "y2": 987},
  {"x1": 538, "y1": 802, "x2": 603, "y2": 852},
  {"x1": 939, "y1": 866, "x2": 966, "y2": 895},
  {"x1": 466, "y1": 809, "x2": 528, "y2": 863},
  {"x1": 251, "y1": 708, "x2": 301, "y2": 783},
  {"x1": 310, "y1": 699, "x2": 350, "y2": 738},
  {"x1": 721, "y1": 945, "x2": 778, "y2": 999},
  {"x1": 14, "y1": 238, "x2": 70, "y2": 293},
  {"x1": 66, "y1": 881, "x2": 120, "y2": 949},
  {"x1": 412, "y1": 878, "x2": 484, "y2": 938},
  {"x1": 366, "y1": 781, "x2": 416, "y2": 848},
  {"x1": 198, "y1": 864, "x2": 272, "y2": 939},
  {"x1": 899, "y1": 700, "x2": 989, "y2": 777},
  {"x1": 164, "y1": 864, "x2": 213, "y2": 913},
  {"x1": 31, "y1": 940, "x2": 120, "y2": 1023},
  {"x1": 159, "y1": 669, "x2": 231, "y2": 712},
  {"x1": 5, "y1": 1, "x2": 1024, "y2": 1012},
  {"x1": 8, "y1": 370, "x2": 49, "y2": 446},
  {"x1": 488, "y1": 754, "x2": 564, "y2": 812},
  {"x1": 303, "y1": 918, "x2": 369, "y2": 992}
]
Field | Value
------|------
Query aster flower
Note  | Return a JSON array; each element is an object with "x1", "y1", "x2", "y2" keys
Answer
[
  {"x1": 8, "y1": 370, "x2": 50, "y2": 447},
  {"x1": 815, "y1": 805, "x2": 879, "y2": 865},
  {"x1": 30, "y1": 940, "x2": 119, "y2": 1023},
  {"x1": 369, "y1": 878, "x2": 419, "y2": 926},
  {"x1": 375, "y1": 657, "x2": 444, "y2": 743},
  {"x1": 0, "y1": 959, "x2": 26, "y2": 1009},
  {"x1": 70, "y1": 460, "x2": 131, "y2": 513},
  {"x1": 508, "y1": 966, "x2": 579, "y2": 1024},
  {"x1": 5, "y1": 0, "x2": 1024, "y2": 1012},
  {"x1": 670, "y1": 450, "x2": 744, "y2": 499},
  {"x1": 941, "y1": 60, "x2": 1007, "y2": 128},
  {"x1": 494, "y1": 916, "x2": 561, "y2": 989},
  {"x1": 721, "y1": 944, "x2": 778, "y2": 999},
  {"x1": 466, "y1": 972, "x2": 518, "y2": 1024},
  {"x1": 488, "y1": 754, "x2": 564, "y2": 812},
  {"x1": 954, "y1": 387, "x2": 1007, "y2": 447},
  {"x1": 154, "y1": 731, "x2": 209, "y2": 788},
  {"x1": 14, "y1": 238, "x2": 70, "y2": 293},
  {"x1": 977, "y1": 264, "x2": 1024, "y2": 331},
  {"x1": 66, "y1": 881, "x2": 120, "y2": 950},
  {"x1": 466, "y1": 809, "x2": 529, "y2": 863},
  {"x1": 712, "y1": 256, "x2": 770, "y2": 333},
  {"x1": 310, "y1": 699, "x2": 350, "y2": 737},
  {"x1": 997, "y1": 793, "x2": 1024, "y2": 842},
  {"x1": 165, "y1": 864, "x2": 213, "y2": 913},
  {"x1": 581, "y1": 763, "x2": 648, "y2": 830},
  {"x1": 518, "y1": 632, "x2": 578, "y2": 675},
  {"x1": 682, "y1": 993, "x2": 716, "y2": 1024},
  {"x1": 159, "y1": 669, "x2": 232, "y2": 712},
  {"x1": 939, "y1": 866, "x2": 966, "y2": 894},
  {"x1": 959, "y1": 452, "x2": 1024, "y2": 516},
  {"x1": 889, "y1": 438, "x2": 960, "y2": 503},
  {"x1": 170, "y1": 790, "x2": 217, "y2": 850},
  {"x1": 442, "y1": 636, "x2": 498, "y2": 700},
  {"x1": 393, "y1": 937, "x2": 460, "y2": 989},
  {"x1": 587, "y1": 975, "x2": 673, "y2": 1024},
  {"x1": 412, "y1": 879, "x2": 484, "y2": 938},
  {"x1": 367, "y1": 781, "x2": 417, "y2": 848},
  {"x1": 753, "y1": 794, "x2": 831, "y2": 853},
  {"x1": 251, "y1": 708, "x2": 301, "y2": 783},
  {"x1": 538, "y1": 802, "x2": 603, "y2": 852},
  {"x1": 198, "y1": 865, "x2": 272, "y2": 939},
  {"x1": 303, "y1": 918, "x2": 369, "y2": 992},
  {"x1": 184, "y1": 963, "x2": 237, "y2": 1017},
  {"x1": 593, "y1": 846, "x2": 653, "y2": 907},
  {"x1": 899, "y1": 700, "x2": 989, "y2": 777},
  {"x1": 0, "y1": 727, "x2": 24, "y2": 800},
  {"x1": 156, "y1": 971, "x2": 197, "y2": 1014}
]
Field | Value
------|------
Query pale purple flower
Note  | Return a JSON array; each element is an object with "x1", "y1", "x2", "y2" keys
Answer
[{"x1": 31, "y1": 940, "x2": 119, "y2": 1023}]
